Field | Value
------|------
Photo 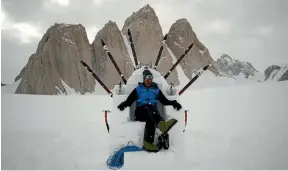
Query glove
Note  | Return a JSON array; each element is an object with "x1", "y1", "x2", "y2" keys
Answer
[
  {"x1": 172, "y1": 100, "x2": 182, "y2": 111},
  {"x1": 117, "y1": 102, "x2": 127, "y2": 111}
]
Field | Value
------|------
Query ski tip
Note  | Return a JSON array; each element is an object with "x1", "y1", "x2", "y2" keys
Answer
[
  {"x1": 80, "y1": 61, "x2": 85, "y2": 65},
  {"x1": 188, "y1": 43, "x2": 194, "y2": 49},
  {"x1": 203, "y1": 64, "x2": 212, "y2": 70}
]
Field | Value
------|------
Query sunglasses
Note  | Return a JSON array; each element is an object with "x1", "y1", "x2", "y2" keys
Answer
[{"x1": 144, "y1": 75, "x2": 153, "y2": 79}]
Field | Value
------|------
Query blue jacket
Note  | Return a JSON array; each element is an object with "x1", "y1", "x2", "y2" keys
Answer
[
  {"x1": 135, "y1": 83, "x2": 159, "y2": 106},
  {"x1": 122, "y1": 82, "x2": 174, "y2": 107}
]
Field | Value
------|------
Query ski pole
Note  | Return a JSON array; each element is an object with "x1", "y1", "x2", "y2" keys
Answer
[
  {"x1": 103, "y1": 110, "x2": 111, "y2": 133},
  {"x1": 183, "y1": 110, "x2": 189, "y2": 132}
]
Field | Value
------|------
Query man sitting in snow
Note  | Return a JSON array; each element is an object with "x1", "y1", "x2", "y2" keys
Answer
[{"x1": 117, "y1": 69, "x2": 182, "y2": 152}]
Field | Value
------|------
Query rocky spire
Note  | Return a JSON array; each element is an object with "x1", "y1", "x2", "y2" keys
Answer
[
  {"x1": 91, "y1": 21, "x2": 134, "y2": 89},
  {"x1": 264, "y1": 64, "x2": 288, "y2": 81},
  {"x1": 166, "y1": 18, "x2": 219, "y2": 79},
  {"x1": 216, "y1": 54, "x2": 258, "y2": 78},
  {"x1": 122, "y1": 4, "x2": 180, "y2": 85},
  {"x1": 15, "y1": 23, "x2": 95, "y2": 94}
]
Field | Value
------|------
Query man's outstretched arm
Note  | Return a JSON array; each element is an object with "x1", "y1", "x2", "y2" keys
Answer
[
  {"x1": 157, "y1": 90, "x2": 174, "y2": 106},
  {"x1": 122, "y1": 88, "x2": 138, "y2": 106},
  {"x1": 157, "y1": 90, "x2": 182, "y2": 110}
]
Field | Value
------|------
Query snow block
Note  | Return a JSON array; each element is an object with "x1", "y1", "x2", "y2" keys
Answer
[
  {"x1": 123, "y1": 150, "x2": 186, "y2": 169},
  {"x1": 107, "y1": 66, "x2": 186, "y2": 168}
]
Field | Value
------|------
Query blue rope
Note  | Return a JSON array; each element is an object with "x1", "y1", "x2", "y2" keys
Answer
[{"x1": 106, "y1": 141, "x2": 144, "y2": 170}]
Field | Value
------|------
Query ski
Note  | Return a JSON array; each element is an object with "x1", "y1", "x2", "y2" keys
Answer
[
  {"x1": 164, "y1": 43, "x2": 194, "y2": 79},
  {"x1": 179, "y1": 64, "x2": 211, "y2": 95},
  {"x1": 101, "y1": 39, "x2": 127, "y2": 84},
  {"x1": 156, "y1": 119, "x2": 178, "y2": 151},
  {"x1": 127, "y1": 29, "x2": 139, "y2": 68},
  {"x1": 154, "y1": 34, "x2": 168, "y2": 70},
  {"x1": 80, "y1": 61, "x2": 113, "y2": 97}
]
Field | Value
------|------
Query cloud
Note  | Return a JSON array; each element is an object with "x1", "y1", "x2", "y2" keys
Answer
[
  {"x1": 1, "y1": 9, "x2": 7, "y2": 24},
  {"x1": 1, "y1": 8, "x2": 11, "y2": 29},
  {"x1": 43, "y1": 0, "x2": 70, "y2": 11},
  {"x1": 10, "y1": 23, "x2": 42, "y2": 43},
  {"x1": 1, "y1": 39, "x2": 37, "y2": 84},
  {"x1": 252, "y1": 26, "x2": 274, "y2": 36},
  {"x1": 202, "y1": 20, "x2": 231, "y2": 35},
  {"x1": 153, "y1": 2, "x2": 173, "y2": 33},
  {"x1": 92, "y1": 0, "x2": 104, "y2": 6},
  {"x1": 91, "y1": 0, "x2": 121, "y2": 7},
  {"x1": 1, "y1": 9, "x2": 42, "y2": 44},
  {"x1": 49, "y1": 0, "x2": 70, "y2": 6},
  {"x1": 85, "y1": 25, "x2": 99, "y2": 43}
]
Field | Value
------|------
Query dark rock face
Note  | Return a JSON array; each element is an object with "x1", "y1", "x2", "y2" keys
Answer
[
  {"x1": 91, "y1": 21, "x2": 134, "y2": 89},
  {"x1": 216, "y1": 54, "x2": 258, "y2": 78},
  {"x1": 264, "y1": 65, "x2": 288, "y2": 81},
  {"x1": 14, "y1": 4, "x2": 241, "y2": 95},
  {"x1": 15, "y1": 23, "x2": 95, "y2": 95},
  {"x1": 166, "y1": 18, "x2": 219, "y2": 79},
  {"x1": 122, "y1": 4, "x2": 180, "y2": 85}
]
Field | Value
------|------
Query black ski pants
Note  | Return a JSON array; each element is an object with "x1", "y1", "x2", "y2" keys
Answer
[{"x1": 134, "y1": 104, "x2": 164, "y2": 143}]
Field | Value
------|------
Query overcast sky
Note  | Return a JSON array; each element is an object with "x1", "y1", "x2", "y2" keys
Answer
[{"x1": 1, "y1": 0, "x2": 288, "y2": 83}]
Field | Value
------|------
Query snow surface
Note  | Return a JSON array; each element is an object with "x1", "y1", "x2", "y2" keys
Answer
[
  {"x1": 185, "y1": 70, "x2": 241, "y2": 89},
  {"x1": 2, "y1": 81, "x2": 288, "y2": 170}
]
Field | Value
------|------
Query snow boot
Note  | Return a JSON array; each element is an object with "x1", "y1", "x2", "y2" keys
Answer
[
  {"x1": 157, "y1": 118, "x2": 177, "y2": 134},
  {"x1": 143, "y1": 141, "x2": 159, "y2": 152}
]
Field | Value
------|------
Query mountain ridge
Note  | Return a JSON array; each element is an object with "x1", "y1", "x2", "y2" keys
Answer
[{"x1": 7, "y1": 4, "x2": 287, "y2": 95}]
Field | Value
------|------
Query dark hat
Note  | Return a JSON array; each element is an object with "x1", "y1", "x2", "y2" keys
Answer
[{"x1": 142, "y1": 69, "x2": 153, "y2": 79}]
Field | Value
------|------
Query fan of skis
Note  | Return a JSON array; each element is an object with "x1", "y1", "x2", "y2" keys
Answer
[{"x1": 80, "y1": 29, "x2": 211, "y2": 97}]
